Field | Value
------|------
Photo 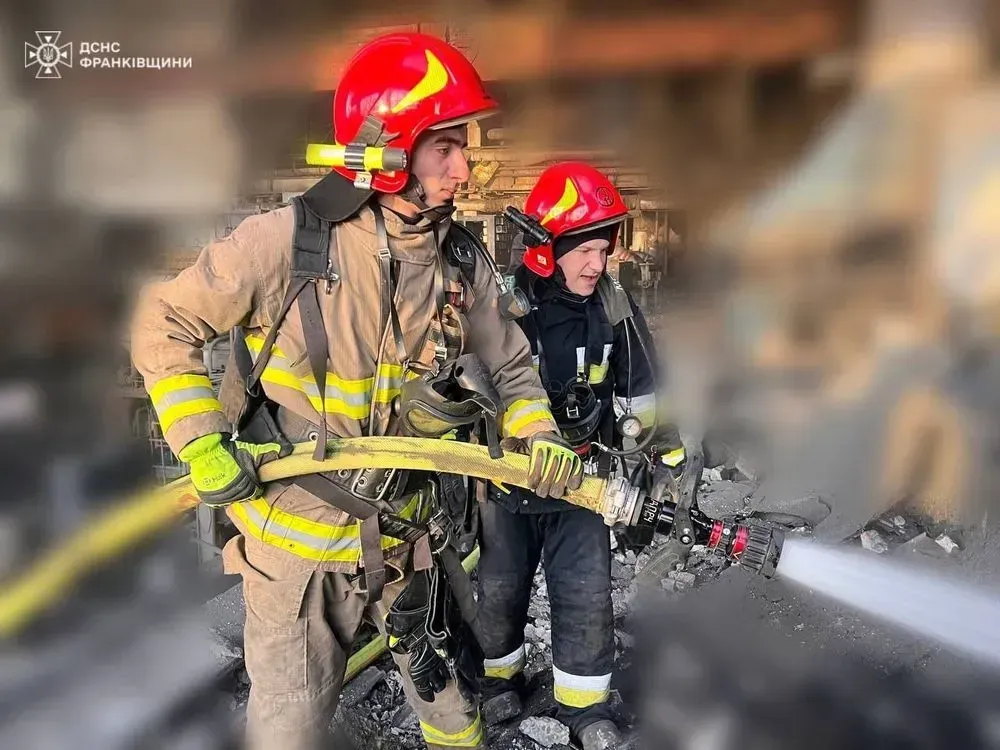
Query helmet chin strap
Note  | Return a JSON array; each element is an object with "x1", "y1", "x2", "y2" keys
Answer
[{"x1": 401, "y1": 174, "x2": 457, "y2": 224}]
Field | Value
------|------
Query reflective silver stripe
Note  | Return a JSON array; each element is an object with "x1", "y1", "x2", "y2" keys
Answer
[
  {"x1": 247, "y1": 341, "x2": 373, "y2": 405},
  {"x1": 574, "y1": 343, "x2": 612, "y2": 373},
  {"x1": 300, "y1": 379, "x2": 369, "y2": 406},
  {"x1": 152, "y1": 385, "x2": 215, "y2": 410},
  {"x1": 240, "y1": 500, "x2": 361, "y2": 556},
  {"x1": 614, "y1": 393, "x2": 656, "y2": 417},
  {"x1": 503, "y1": 400, "x2": 552, "y2": 436},
  {"x1": 484, "y1": 644, "x2": 526, "y2": 671},
  {"x1": 552, "y1": 665, "x2": 612, "y2": 692}
]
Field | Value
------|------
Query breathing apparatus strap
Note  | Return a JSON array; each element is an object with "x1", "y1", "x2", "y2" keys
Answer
[
  {"x1": 371, "y1": 203, "x2": 410, "y2": 372},
  {"x1": 230, "y1": 197, "x2": 341, "y2": 461}
]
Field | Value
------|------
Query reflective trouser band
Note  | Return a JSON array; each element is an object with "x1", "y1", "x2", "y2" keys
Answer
[
  {"x1": 552, "y1": 665, "x2": 612, "y2": 709},
  {"x1": 484, "y1": 644, "x2": 526, "y2": 680},
  {"x1": 229, "y1": 492, "x2": 424, "y2": 564},
  {"x1": 502, "y1": 398, "x2": 554, "y2": 438},
  {"x1": 662, "y1": 447, "x2": 686, "y2": 467},
  {"x1": 420, "y1": 715, "x2": 484, "y2": 748},
  {"x1": 148, "y1": 373, "x2": 223, "y2": 432}
]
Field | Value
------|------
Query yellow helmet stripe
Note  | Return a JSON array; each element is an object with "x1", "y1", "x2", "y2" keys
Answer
[
  {"x1": 391, "y1": 50, "x2": 449, "y2": 114},
  {"x1": 540, "y1": 178, "x2": 579, "y2": 226}
]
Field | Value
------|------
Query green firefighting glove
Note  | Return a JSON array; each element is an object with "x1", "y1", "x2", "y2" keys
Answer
[
  {"x1": 178, "y1": 433, "x2": 288, "y2": 507},
  {"x1": 527, "y1": 430, "x2": 584, "y2": 499}
]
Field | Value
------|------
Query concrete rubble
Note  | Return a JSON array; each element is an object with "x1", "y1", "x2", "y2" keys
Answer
[
  {"x1": 860, "y1": 529, "x2": 889, "y2": 554},
  {"x1": 519, "y1": 716, "x2": 571, "y2": 747}
]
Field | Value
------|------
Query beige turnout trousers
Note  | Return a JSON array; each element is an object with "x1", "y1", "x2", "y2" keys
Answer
[{"x1": 223, "y1": 535, "x2": 485, "y2": 750}]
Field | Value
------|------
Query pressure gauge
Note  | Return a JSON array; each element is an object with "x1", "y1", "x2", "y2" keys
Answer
[{"x1": 617, "y1": 413, "x2": 643, "y2": 440}]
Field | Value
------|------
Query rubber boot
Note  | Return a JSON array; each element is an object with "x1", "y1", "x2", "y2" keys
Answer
[
  {"x1": 577, "y1": 719, "x2": 623, "y2": 750},
  {"x1": 480, "y1": 675, "x2": 524, "y2": 726}
]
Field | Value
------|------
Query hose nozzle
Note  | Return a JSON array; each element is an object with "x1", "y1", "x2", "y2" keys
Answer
[{"x1": 706, "y1": 520, "x2": 785, "y2": 578}]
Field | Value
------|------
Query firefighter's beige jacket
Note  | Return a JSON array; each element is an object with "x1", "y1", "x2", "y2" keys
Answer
[{"x1": 131, "y1": 200, "x2": 556, "y2": 572}]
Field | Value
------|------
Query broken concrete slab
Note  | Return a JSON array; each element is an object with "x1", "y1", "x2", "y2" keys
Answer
[
  {"x1": 894, "y1": 532, "x2": 950, "y2": 559},
  {"x1": 697, "y1": 480, "x2": 756, "y2": 518},
  {"x1": 340, "y1": 666, "x2": 385, "y2": 708},
  {"x1": 519, "y1": 716, "x2": 570, "y2": 747}
]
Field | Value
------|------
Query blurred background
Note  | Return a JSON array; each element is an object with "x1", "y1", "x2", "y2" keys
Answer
[{"x1": 3, "y1": 0, "x2": 1000, "y2": 747}]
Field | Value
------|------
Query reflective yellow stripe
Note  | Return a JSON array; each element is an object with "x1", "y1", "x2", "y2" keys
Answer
[
  {"x1": 552, "y1": 666, "x2": 611, "y2": 709},
  {"x1": 420, "y1": 715, "x2": 484, "y2": 748},
  {"x1": 484, "y1": 645, "x2": 525, "y2": 680},
  {"x1": 245, "y1": 334, "x2": 408, "y2": 418},
  {"x1": 588, "y1": 362, "x2": 610, "y2": 384},
  {"x1": 662, "y1": 447, "x2": 686, "y2": 467},
  {"x1": 247, "y1": 334, "x2": 377, "y2": 393},
  {"x1": 503, "y1": 398, "x2": 554, "y2": 438},
  {"x1": 229, "y1": 493, "x2": 423, "y2": 563},
  {"x1": 579, "y1": 344, "x2": 612, "y2": 385},
  {"x1": 149, "y1": 374, "x2": 224, "y2": 431},
  {"x1": 157, "y1": 397, "x2": 225, "y2": 432},
  {"x1": 149, "y1": 373, "x2": 213, "y2": 402}
]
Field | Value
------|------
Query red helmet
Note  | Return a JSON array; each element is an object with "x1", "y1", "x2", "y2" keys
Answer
[
  {"x1": 332, "y1": 33, "x2": 498, "y2": 193},
  {"x1": 521, "y1": 162, "x2": 629, "y2": 277}
]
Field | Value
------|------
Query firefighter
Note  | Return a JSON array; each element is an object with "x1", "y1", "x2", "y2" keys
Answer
[
  {"x1": 477, "y1": 163, "x2": 684, "y2": 749},
  {"x1": 130, "y1": 33, "x2": 583, "y2": 750}
]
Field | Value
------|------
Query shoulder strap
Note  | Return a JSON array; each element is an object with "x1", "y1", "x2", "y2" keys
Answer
[
  {"x1": 232, "y1": 196, "x2": 341, "y2": 459},
  {"x1": 444, "y1": 222, "x2": 480, "y2": 288},
  {"x1": 596, "y1": 273, "x2": 633, "y2": 326}
]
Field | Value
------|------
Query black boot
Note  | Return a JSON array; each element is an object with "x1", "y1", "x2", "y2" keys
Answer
[
  {"x1": 481, "y1": 674, "x2": 525, "y2": 726},
  {"x1": 577, "y1": 719, "x2": 624, "y2": 750}
]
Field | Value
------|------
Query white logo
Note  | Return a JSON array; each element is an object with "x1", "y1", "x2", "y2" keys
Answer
[{"x1": 25, "y1": 31, "x2": 73, "y2": 79}]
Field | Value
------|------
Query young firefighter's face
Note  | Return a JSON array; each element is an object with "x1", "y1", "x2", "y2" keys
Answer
[
  {"x1": 410, "y1": 126, "x2": 470, "y2": 208},
  {"x1": 557, "y1": 238, "x2": 610, "y2": 296}
]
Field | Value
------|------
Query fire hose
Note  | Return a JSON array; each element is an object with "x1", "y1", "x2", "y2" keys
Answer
[{"x1": 0, "y1": 437, "x2": 786, "y2": 638}]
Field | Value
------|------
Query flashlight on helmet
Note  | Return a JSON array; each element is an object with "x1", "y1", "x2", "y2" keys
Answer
[
  {"x1": 503, "y1": 206, "x2": 552, "y2": 248},
  {"x1": 306, "y1": 143, "x2": 409, "y2": 173}
]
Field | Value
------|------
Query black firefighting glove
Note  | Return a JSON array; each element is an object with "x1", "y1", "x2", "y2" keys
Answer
[
  {"x1": 386, "y1": 568, "x2": 483, "y2": 703},
  {"x1": 178, "y1": 433, "x2": 289, "y2": 507}
]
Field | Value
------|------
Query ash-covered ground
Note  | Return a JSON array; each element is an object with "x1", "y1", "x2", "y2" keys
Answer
[{"x1": 214, "y1": 469, "x2": 1000, "y2": 749}]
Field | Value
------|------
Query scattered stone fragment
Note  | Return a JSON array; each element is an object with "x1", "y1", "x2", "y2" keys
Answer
[
  {"x1": 611, "y1": 559, "x2": 631, "y2": 582},
  {"x1": 702, "y1": 467, "x2": 724, "y2": 483},
  {"x1": 665, "y1": 570, "x2": 697, "y2": 591},
  {"x1": 519, "y1": 716, "x2": 571, "y2": 747},
  {"x1": 934, "y1": 534, "x2": 960, "y2": 554},
  {"x1": 390, "y1": 702, "x2": 418, "y2": 730},
  {"x1": 615, "y1": 628, "x2": 635, "y2": 650},
  {"x1": 860, "y1": 529, "x2": 888, "y2": 554},
  {"x1": 340, "y1": 666, "x2": 385, "y2": 708},
  {"x1": 893, "y1": 515, "x2": 906, "y2": 528},
  {"x1": 624, "y1": 549, "x2": 638, "y2": 566}
]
